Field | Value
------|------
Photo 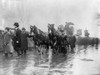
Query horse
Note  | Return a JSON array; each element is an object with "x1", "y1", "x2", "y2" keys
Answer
[
  {"x1": 30, "y1": 25, "x2": 49, "y2": 61},
  {"x1": 48, "y1": 24, "x2": 69, "y2": 55}
]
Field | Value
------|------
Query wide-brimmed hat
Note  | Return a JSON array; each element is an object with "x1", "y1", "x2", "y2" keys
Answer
[{"x1": 14, "y1": 22, "x2": 19, "y2": 27}]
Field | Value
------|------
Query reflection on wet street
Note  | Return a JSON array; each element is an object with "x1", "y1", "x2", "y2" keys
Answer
[{"x1": 0, "y1": 46, "x2": 100, "y2": 75}]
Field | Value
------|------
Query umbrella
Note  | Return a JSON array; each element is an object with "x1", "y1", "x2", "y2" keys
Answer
[{"x1": 67, "y1": 22, "x2": 74, "y2": 25}]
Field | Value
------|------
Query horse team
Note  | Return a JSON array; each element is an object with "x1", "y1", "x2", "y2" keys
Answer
[{"x1": 30, "y1": 23, "x2": 76, "y2": 56}]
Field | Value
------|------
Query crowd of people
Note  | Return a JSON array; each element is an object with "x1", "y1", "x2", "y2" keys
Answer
[
  {"x1": 2, "y1": 22, "x2": 76, "y2": 59},
  {"x1": 3, "y1": 22, "x2": 32, "y2": 58}
]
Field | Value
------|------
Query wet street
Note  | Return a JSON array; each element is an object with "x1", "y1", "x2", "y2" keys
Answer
[{"x1": 0, "y1": 46, "x2": 100, "y2": 75}]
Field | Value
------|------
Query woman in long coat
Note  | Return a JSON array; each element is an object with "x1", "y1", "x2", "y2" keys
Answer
[{"x1": 3, "y1": 27, "x2": 14, "y2": 57}]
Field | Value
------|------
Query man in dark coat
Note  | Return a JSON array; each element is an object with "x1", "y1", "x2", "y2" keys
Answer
[
  {"x1": 95, "y1": 38, "x2": 99, "y2": 49},
  {"x1": 13, "y1": 22, "x2": 21, "y2": 57},
  {"x1": 20, "y1": 27, "x2": 30, "y2": 55},
  {"x1": 68, "y1": 35, "x2": 76, "y2": 53}
]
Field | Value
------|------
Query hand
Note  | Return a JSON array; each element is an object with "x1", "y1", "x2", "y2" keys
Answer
[
  {"x1": 16, "y1": 41, "x2": 19, "y2": 43},
  {"x1": 54, "y1": 42, "x2": 56, "y2": 46}
]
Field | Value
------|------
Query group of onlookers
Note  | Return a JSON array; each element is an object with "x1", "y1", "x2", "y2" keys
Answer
[{"x1": 3, "y1": 22, "x2": 33, "y2": 58}]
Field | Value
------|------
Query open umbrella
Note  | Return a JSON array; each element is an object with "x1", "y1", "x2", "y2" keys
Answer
[{"x1": 68, "y1": 22, "x2": 74, "y2": 25}]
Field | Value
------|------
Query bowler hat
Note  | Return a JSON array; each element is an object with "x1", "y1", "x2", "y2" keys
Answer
[{"x1": 14, "y1": 22, "x2": 19, "y2": 27}]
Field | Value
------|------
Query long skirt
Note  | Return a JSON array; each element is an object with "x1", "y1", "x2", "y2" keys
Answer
[
  {"x1": 4, "y1": 40, "x2": 14, "y2": 53},
  {"x1": 28, "y1": 38, "x2": 34, "y2": 48}
]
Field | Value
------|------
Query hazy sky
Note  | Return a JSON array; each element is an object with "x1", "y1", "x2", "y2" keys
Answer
[{"x1": 0, "y1": 0, "x2": 100, "y2": 37}]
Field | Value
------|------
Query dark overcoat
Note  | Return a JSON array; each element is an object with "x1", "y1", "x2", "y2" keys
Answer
[
  {"x1": 69, "y1": 35, "x2": 76, "y2": 49},
  {"x1": 13, "y1": 28, "x2": 21, "y2": 51},
  {"x1": 21, "y1": 31, "x2": 29, "y2": 50}
]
